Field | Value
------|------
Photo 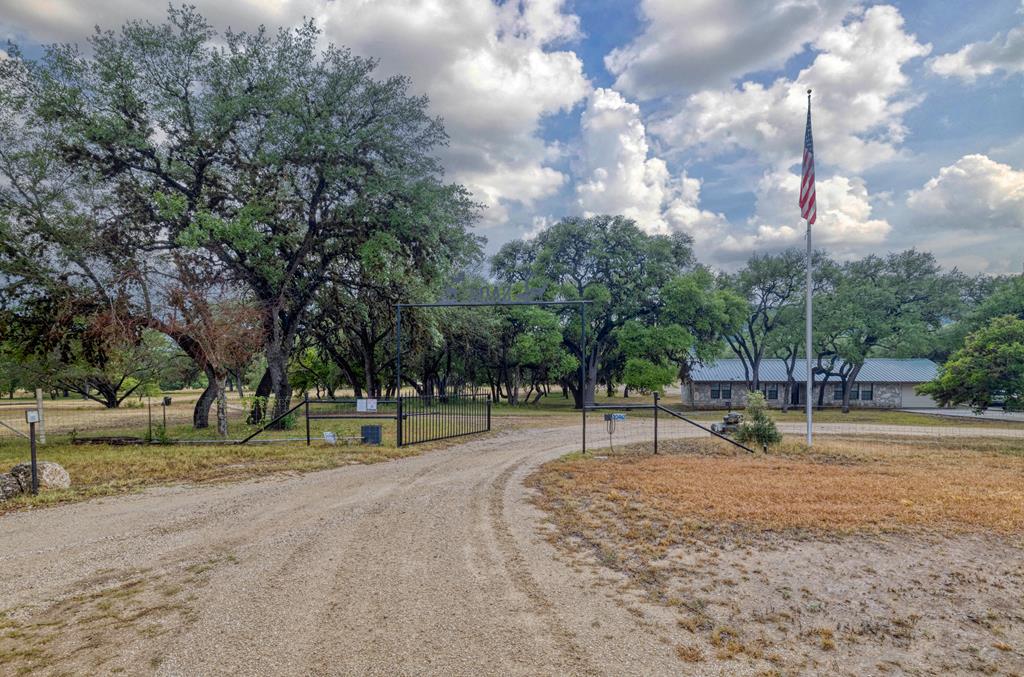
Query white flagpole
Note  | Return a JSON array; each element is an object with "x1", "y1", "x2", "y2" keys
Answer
[{"x1": 805, "y1": 89, "x2": 814, "y2": 448}]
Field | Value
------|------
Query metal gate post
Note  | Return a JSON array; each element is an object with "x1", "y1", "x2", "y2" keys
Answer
[
  {"x1": 581, "y1": 301, "x2": 586, "y2": 455},
  {"x1": 653, "y1": 391, "x2": 659, "y2": 454},
  {"x1": 486, "y1": 396, "x2": 491, "y2": 432},
  {"x1": 397, "y1": 397, "x2": 404, "y2": 447},
  {"x1": 304, "y1": 393, "x2": 311, "y2": 446}
]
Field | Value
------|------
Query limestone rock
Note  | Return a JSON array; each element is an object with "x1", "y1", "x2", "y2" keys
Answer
[
  {"x1": 0, "y1": 473, "x2": 22, "y2": 500},
  {"x1": 10, "y1": 461, "x2": 71, "y2": 491}
]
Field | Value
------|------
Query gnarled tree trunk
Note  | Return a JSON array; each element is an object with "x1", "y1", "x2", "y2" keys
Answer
[{"x1": 193, "y1": 365, "x2": 218, "y2": 429}]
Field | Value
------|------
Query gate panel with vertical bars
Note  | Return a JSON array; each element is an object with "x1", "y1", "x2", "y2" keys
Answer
[{"x1": 398, "y1": 393, "x2": 490, "y2": 446}]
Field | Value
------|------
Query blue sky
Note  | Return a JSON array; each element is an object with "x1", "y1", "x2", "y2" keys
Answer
[{"x1": 1, "y1": 0, "x2": 1022, "y2": 272}]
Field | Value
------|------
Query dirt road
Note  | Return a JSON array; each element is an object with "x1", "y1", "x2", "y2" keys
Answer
[{"x1": 0, "y1": 424, "x2": 693, "y2": 676}]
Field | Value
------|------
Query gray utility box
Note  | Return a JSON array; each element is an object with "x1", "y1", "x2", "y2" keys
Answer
[{"x1": 361, "y1": 425, "x2": 382, "y2": 445}]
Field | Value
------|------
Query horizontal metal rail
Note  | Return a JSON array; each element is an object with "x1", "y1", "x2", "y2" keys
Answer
[
  {"x1": 307, "y1": 413, "x2": 399, "y2": 420},
  {"x1": 584, "y1": 404, "x2": 655, "y2": 410},
  {"x1": 307, "y1": 395, "x2": 399, "y2": 401},
  {"x1": 398, "y1": 300, "x2": 593, "y2": 308}
]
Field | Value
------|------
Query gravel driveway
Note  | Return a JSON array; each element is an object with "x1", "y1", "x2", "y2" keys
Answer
[{"x1": 0, "y1": 423, "x2": 688, "y2": 676}]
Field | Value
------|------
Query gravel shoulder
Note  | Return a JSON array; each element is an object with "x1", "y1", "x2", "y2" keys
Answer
[{"x1": 0, "y1": 423, "x2": 687, "y2": 676}]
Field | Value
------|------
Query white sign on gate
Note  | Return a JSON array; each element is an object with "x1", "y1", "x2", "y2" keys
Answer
[{"x1": 356, "y1": 398, "x2": 378, "y2": 413}]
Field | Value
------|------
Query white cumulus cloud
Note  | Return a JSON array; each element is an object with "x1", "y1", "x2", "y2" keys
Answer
[
  {"x1": 907, "y1": 154, "x2": 1024, "y2": 230},
  {"x1": 651, "y1": 5, "x2": 931, "y2": 173},
  {"x1": 574, "y1": 89, "x2": 890, "y2": 265},
  {"x1": 575, "y1": 88, "x2": 728, "y2": 241},
  {"x1": 0, "y1": 0, "x2": 590, "y2": 228},
  {"x1": 930, "y1": 25, "x2": 1024, "y2": 82},
  {"x1": 725, "y1": 171, "x2": 892, "y2": 258},
  {"x1": 605, "y1": 0, "x2": 852, "y2": 99}
]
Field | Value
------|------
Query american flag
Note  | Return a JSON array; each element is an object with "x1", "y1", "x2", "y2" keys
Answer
[{"x1": 799, "y1": 94, "x2": 816, "y2": 224}]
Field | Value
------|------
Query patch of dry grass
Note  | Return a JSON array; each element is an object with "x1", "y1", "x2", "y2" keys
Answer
[
  {"x1": 0, "y1": 438, "x2": 423, "y2": 514},
  {"x1": 533, "y1": 436, "x2": 1024, "y2": 535},
  {"x1": 531, "y1": 435, "x2": 1024, "y2": 675}
]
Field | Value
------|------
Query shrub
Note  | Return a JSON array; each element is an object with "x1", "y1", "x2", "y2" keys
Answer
[{"x1": 736, "y1": 391, "x2": 781, "y2": 449}]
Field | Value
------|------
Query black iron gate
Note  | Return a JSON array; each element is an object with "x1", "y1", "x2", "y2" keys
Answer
[
  {"x1": 260, "y1": 394, "x2": 492, "y2": 448},
  {"x1": 397, "y1": 393, "x2": 490, "y2": 446}
]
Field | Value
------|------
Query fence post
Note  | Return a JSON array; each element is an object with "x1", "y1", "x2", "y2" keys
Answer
[
  {"x1": 304, "y1": 393, "x2": 311, "y2": 446},
  {"x1": 486, "y1": 396, "x2": 491, "y2": 432},
  {"x1": 35, "y1": 388, "x2": 45, "y2": 445},
  {"x1": 653, "y1": 391, "x2": 659, "y2": 455},
  {"x1": 29, "y1": 419, "x2": 38, "y2": 494},
  {"x1": 396, "y1": 397, "x2": 404, "y2": 447}
]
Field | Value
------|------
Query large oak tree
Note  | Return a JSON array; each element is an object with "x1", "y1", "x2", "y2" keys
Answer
[{"x1": 4, "y1": 7, "x2": 480, "y2": 422}]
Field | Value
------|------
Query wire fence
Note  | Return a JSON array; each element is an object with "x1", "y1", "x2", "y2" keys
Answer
[
  {"x1": 0, "y1": 390, "x2": 299, "y2": 446},
  {"x1": 583, "y1": 397, "x2": 1024, "y2": 457},
  {"x1": 0, "y1": 395, "x2": 44, "y2": 443},
  {"x1": 0, "y1": 387, "x2": 495, "y2": 449},
  {"x1": 584, "y1": 397, "x2": 755, "y2": 455}
]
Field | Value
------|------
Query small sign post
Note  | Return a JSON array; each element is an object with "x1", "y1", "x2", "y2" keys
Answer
[{"x1": 25, "y1": 409, "x2": 39, "y2": 494}]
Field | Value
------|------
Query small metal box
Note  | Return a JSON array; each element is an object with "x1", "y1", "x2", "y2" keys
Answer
[{"x1": 361, "y1": 425, "x2": 382, "y2": 445}]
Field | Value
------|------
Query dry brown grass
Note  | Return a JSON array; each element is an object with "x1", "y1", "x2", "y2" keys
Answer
[
  {"x1": 533, "y1": 435, "x2": 1024, "y2": 535},
  {"x1": 530, "y1": 435, "x2": 1024, "y2": 674}
]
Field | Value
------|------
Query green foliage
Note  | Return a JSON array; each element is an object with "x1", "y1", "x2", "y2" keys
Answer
[
  {"x1": 919, "y1": 315, "x2": 1024, "y2": 413},
  {"x1": 736, "y1": 391, "x2": 782, "y2": 449},
  {"x1": 721, "y1": 249, "x2": 810, "y2": 389},
  {"x1": 1, "y1": 6, "x2": 483, "y2": 423},
  {"x1": 621, "y1": 358, "x2": 677, "y2": 394},
  {"x1": 492, "y1": 215, "x2": 695, "y2": 405}
]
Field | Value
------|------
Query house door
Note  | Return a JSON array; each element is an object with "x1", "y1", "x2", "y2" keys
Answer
[{"x1": 790, "y1": 384, "x2": 801, "y2": 406}]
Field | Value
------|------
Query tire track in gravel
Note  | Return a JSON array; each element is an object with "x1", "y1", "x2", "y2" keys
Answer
[
  {"x1": 487, "y1": 460, "x2": 599, "y2": 677},
  {"x1": 2, "y1": 422, "x2": 688, "y2": 675}
]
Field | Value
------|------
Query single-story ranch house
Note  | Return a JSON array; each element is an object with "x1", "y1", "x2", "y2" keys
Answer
[{"x1": 682, "y1": 358, "x2": 940, "y2": 409}]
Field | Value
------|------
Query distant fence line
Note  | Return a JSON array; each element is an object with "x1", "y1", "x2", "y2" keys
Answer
[
  {"x1": 0, "y1": 387, "x2": 494, "y2": 448},
  {"x1": 0, "y1": 390, "x2": 45, "y2": 443}
]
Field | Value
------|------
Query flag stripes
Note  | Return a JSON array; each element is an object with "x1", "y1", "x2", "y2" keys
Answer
[{"x1": 800, "y1": 99, "x2": 816, "y2": 224}]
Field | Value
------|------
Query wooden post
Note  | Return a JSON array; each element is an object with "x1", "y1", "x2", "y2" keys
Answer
[{"x1": 35, "y1": 388, "x2": 45, "y2": 445}]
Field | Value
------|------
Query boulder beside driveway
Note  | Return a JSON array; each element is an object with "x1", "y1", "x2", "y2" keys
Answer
[
  {"x1": 0, "y1": 473, "x2": 22, "y2": 500},
  {"x1": 10, "y1": 461, "x2": 71, "y2": 492}
]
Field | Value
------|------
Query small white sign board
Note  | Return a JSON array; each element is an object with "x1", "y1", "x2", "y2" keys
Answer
[
  {"x1": 323, "y1": 431, "x2": 337, "y2": 445},
  {"x1": 356, "y1": 398, "x2": 378, "y2": 413},
  {"x1": 25, "y1": 410, "x2": 39, "y2": 424}
]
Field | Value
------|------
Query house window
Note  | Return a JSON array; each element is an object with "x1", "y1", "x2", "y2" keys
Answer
[
  {"x1": 849, "y1": 383, "x2": 860, "y2": 401},
  {"x1": 763, "y1": 383, "x2": 779, "y2": 400},
  {"x1": 710, "y1": 383, "x2": 732, "y2": 400},
  {"x1": 833, "y1": 384, "x2": 844, "y2": 401},
  {"x1": 859, "y1": 383, "x2": 873, "y2": 401}
]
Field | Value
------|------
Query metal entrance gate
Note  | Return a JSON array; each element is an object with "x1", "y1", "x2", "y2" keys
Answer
[
  {"x1": 398, "y1": 393, "x2": 490, "y2": 446},
  {"x1": 273, "y1": 394, "x2": 491, "y2": 448}
]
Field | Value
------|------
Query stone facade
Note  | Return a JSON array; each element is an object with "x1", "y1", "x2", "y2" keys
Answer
[{"x1": 683, "y1": 381, "x2": 908, "y2": 409}]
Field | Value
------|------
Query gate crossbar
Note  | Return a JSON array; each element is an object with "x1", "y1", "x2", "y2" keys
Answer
[{"x1": 583, "y1": 401, "x2": 754, "y2": 454}]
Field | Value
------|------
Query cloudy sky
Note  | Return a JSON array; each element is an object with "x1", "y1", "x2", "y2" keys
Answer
[{"x1": 2, "y1": 1, "x2": 1022, "y2": 273}]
